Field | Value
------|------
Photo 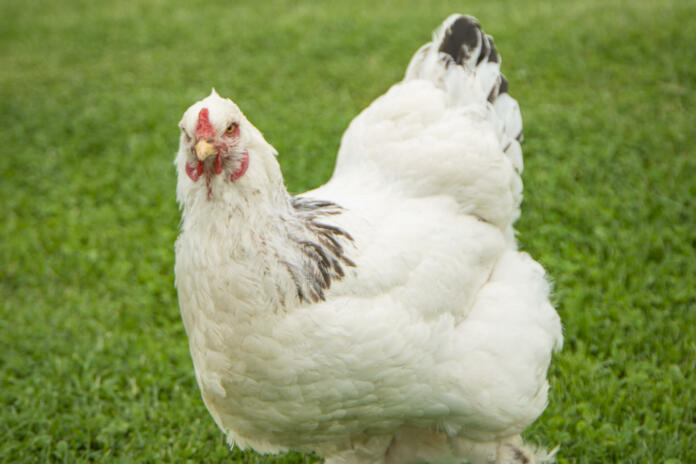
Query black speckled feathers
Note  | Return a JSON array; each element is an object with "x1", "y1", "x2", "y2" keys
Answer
[{"x1": 284, "y1": 197, "x2": 355, "y2": 303}]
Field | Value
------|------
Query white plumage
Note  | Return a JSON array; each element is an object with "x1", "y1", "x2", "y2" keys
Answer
[{"x1": 174, "y1": 15, "x2": 562, "y2": 464}]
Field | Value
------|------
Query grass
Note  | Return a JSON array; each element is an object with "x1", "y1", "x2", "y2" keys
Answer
[{"x1": 1, "y1": 0, "x2": 694, "y2": 462}]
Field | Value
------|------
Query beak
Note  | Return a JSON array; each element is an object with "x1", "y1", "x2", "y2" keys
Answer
[{"x1": 194, "y1": 139, "x2": 217, "y2": 161}]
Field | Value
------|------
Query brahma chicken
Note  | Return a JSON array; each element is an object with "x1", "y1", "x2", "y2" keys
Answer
[{"x1": 174, "y1": 14, "x2": 562, "y2": 464}]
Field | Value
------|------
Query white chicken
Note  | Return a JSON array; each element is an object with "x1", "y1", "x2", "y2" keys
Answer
[{"x1": 174, "y1": 14, "x2": 562, "y2": 464}]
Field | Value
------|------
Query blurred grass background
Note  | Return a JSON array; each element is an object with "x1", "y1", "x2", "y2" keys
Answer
[{"x1": 1, "y1": 0, "x2": 694, "y2": 462}]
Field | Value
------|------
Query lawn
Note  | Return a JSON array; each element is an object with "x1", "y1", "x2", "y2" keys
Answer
[{"x1": 1, "y1": 0, "x2": 694, "y2": 462}]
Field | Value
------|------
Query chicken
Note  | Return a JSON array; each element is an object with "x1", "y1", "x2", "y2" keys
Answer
[{"x1": 174, "y1": 14, "x2": 562, "y2": 464}]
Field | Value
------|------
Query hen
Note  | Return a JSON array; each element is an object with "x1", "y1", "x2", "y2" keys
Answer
[{"x1": 174, "y1": 15, "x2": 562, "y2": 464}]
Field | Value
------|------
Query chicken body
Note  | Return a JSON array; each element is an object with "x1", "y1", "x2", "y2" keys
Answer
[{"x1": 174, "y1": 15, "x2": 562, "y2": 464}]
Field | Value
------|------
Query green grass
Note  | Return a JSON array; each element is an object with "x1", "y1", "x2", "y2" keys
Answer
[{"x1": 1, "y1": 0, "x2": 694, "y2": 462}]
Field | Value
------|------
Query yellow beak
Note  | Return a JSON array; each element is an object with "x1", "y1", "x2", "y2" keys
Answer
[{"x1": 195, "y1": 140, "x2": 217, "y2": 161}]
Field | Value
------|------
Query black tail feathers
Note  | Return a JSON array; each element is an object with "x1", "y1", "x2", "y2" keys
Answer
[
  {"x1": 438, "y1": 16, "x2": 498, "y2": 66},
  {"x1": 405, "y1": 14, "x2": 524, "y2": 170},
  {"x1": 437, "y1": 15, "x2": 510, "y2": 103}
]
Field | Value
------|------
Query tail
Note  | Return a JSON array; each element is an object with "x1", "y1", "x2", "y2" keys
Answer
[{"x1": 405, "y1": 14, "x2": 523, "y2": 173}]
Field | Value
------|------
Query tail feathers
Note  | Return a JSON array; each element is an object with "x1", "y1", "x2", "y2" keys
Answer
[{"x1": 405, "y1": 14, "x2": 524, "y2": 173}]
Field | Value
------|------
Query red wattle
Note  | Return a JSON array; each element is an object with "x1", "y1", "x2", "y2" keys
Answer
[
  {"x1": 230, "y1": 151, "x2": 249, "y2": 182},
  {"x1": 215, "y1": 153, "x2": 223, "y2": 174},
  {"x1": 185, "y1": 161, "x2": 202, "y2": 182}
]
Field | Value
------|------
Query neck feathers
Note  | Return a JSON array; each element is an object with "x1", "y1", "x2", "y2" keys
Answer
[
  {"x1": 281, "y1": 197, "x2": 356, "y2": 303},
  {"x1": 177, "y1": 177, "x2": 355, "y2": 308}
]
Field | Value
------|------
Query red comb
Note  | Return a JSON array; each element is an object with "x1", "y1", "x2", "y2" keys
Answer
[{"x1": 196, "y1": 108, "x2": 215, "y2": 140}]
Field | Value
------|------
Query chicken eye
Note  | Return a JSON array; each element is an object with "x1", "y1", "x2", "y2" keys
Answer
[
  {"x1": 180, "y1": 126, "x2": 191, "y2": 142},
  {"x1": 225, "y1": 123, "x2": 238, "y2": 135}
]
